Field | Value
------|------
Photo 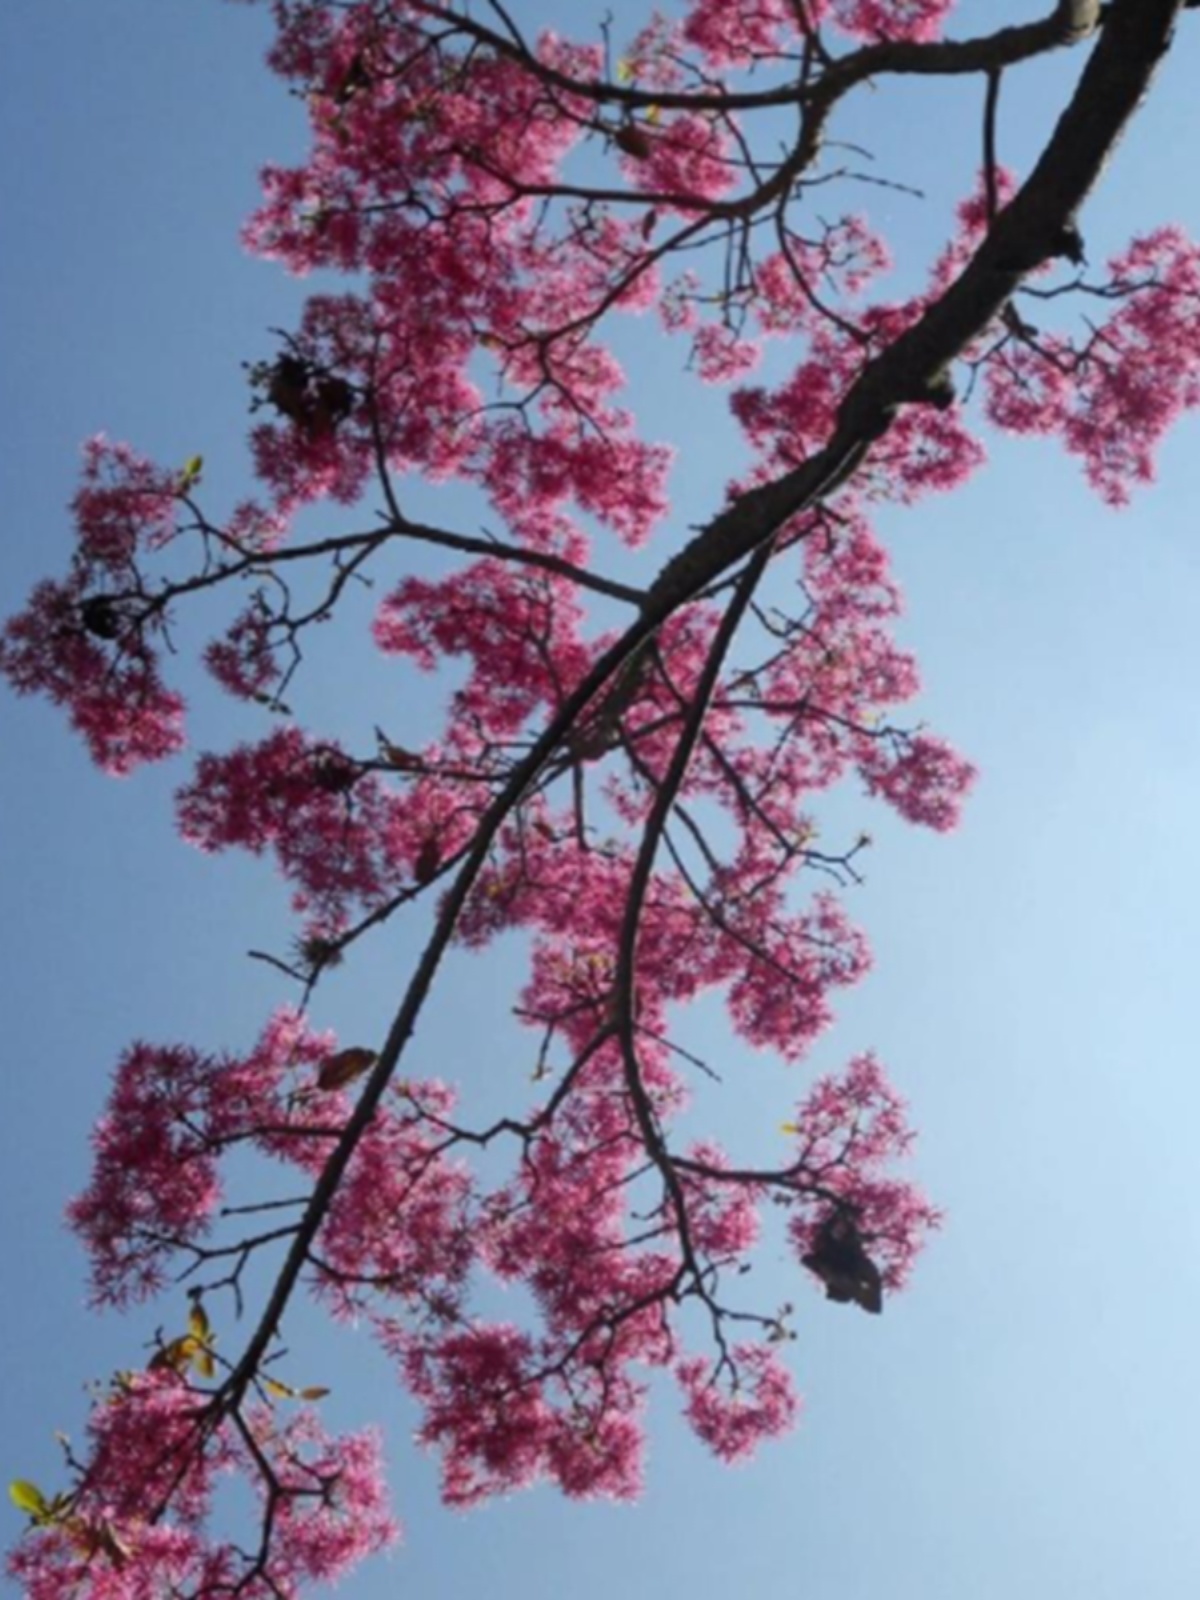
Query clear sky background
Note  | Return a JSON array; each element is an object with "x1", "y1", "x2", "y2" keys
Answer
[{"x1": 4, "y1": 3, "x2": 1200, "y2": 1596}]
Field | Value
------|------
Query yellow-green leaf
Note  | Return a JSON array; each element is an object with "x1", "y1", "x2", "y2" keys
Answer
[
  {"x1": 179, "y1": 454, "x2": 204, "y2": 489},
  {"x1": 9, "y1": 1481, "x2": 47, "y2": 1517},
  {"x1": 779, "y1": 1122, "x2": 799, "y2": 1136},
  {"x1": 615, "y1": 57, "x2": 635, "y2": 83},
  {"x1": 263, "y1": 1377, "x2": 296, "y2": 1401},
  {"x1": 188, "y1": 1303, "x2": 211, "y2": 1343},
  {"x1": 192, "y1": 1345, "x2": 216, "y2": 1380}
]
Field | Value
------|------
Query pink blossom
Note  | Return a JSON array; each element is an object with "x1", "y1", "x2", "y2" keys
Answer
[
  {"x1": 405, "y1": 1325, "x2": 558, "y2": 1505},
  {"x1": 7, "y1": 1380, "x2": 396, "y2": 1599},
  {"x1": 677, "y1": 1346, "x2": 799, "y2": 1463},
  {"x1": 71, "y1": 436, "x2": 181, "y2": 567},
  {"x1": 987, "y1": 229, "x2": 1200, "y2": 503},
  {"x1": 244, "y1": 1411, "x2": 397, "y2": 1586},
  {"x1": 682, "y1": 0, "x2": 794, "y2": 66},
  {"x1": 204, "y1": 600, "x2": 281, "y2": 701},
  {"x1": 784, "y1": 1053, "x2": 941, "y2": 1292},
  {"x1": 629, "y1": 113, "x2": 737, "y2": 206},
  {"x1": 69, "y1": 1010, "x2": 340, "y2": 1303},
  {"x1": 176, "y1": 728, "x2": 418, "y2": 929},
  {"x1": 405, "y1": 1323, "x2": 648, "y2": 1505},
  {"x1": 858, "y1": 730, "x2": 978, "y2": 831},
  {"x1": 724, "y1": 893, "x2": 871, "y2": 1059},
  {"x1": 692, "y1": 324, "x2": 762, "y2": 384},
  {"x1": 68, "y1": 1042, "x2": 225, "y2": 1303},
  {"x1": 0, "y1": 577, "x2": 185, "y2": 776},
  {"x1": 818, "y1": 0, "x2": 955, "y2": 41},
  {"x1": 316, "y1": 1084, "x2": 475, "y2": 1302}
]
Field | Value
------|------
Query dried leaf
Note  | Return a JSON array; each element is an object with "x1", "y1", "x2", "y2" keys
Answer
[
  {"x1": 317, "y1": 1046, "x2": 377, "y2": 1092},
  {"x1": 614, "y1": 122, "x2": 653, "y2": 161},
  {"x1": 375, "y1": 726, "x2": 421, "y2": 769},
  {"x1": 95, "y1": 1522, "x2": 132, "y2": 1568}
]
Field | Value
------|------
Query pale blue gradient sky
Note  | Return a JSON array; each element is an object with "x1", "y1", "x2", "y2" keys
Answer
[{"x1": 5, "y1": 5, "x2": 1200, "y2": 1597}]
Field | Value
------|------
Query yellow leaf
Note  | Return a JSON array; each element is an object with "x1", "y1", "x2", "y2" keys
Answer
[
  {"x1": 179, "y1": 454, "x2": 204, "y2": 490},
  {"x1": 192, "y1": 1345, "x2": 216, "y2": 1380},
  {"x1": 645, "y1": 103, "x2": 662, "y2": 125},
  {"x1": 261, "y1": 1377, "x2": 329, "y2": 1402},
  {"x1": 615, "y1": 57, "x2": 635, "y2": 83},
  {"x1": 9, "y1": 1481, "x2": 47, "y2": 1517},
  {"x1": 150, "y1": 1335, "x2": 197, "y2": 1373},
  {"x1": 317, "y1": 1046, "x2": 377, "y2": 1092},
  {"x1": 779, "y1": 1122, "x2": 799, "y2": 1136},
  {"x1": 188, "y1": 1303, "x2": 211, "y2": 1343}
]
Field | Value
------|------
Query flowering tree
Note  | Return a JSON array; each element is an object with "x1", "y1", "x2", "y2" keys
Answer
[{"x1": 5, "y1": 0, "x2": 1199, "y2": 1592}]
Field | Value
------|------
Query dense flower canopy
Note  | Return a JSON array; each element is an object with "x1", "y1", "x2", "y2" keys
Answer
[{"x1": 5, "y1": 0, "x2": 1200, "y2": 1593}]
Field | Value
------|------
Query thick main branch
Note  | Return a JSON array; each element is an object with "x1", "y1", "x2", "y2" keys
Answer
[
  {"x1": 221, "y1": 0, "x2": 1184, "y2": 1414},
  {"x1": 644, "y1": 0, "x2": 1179, "y2": 611}
]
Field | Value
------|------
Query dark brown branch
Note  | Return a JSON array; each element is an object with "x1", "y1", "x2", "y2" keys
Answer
[
  {"x1": 217, "y1": 0, "x2": 1184, "y2": 1430},
  {"x1": 643, "y1": 0, "x2": 1177, "y2": 614}
]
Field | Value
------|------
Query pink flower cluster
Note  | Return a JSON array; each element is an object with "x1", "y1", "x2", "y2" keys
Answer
[
  {"x1": 68, "y1": 1011, "x2": 338, "y2": 1304},
  {"x1": 784, "y1": 1053, "x2": 941, "y2": 1292},
  {"x1": 677, "y1": 1346, "x2": 799, "y2": 1463},
  {"x1": 677, "y1": 0, "x2": 955, "y2": 71},
  {"x1": 8, "y1": 1368, "x2": 395, "y2": 1599},
  {"x1": 0, "y1": 438, "x2": 186, "y2": 772},
  {"x1": 987, "y1": 227, "x2": 1200, "y2": 504}
]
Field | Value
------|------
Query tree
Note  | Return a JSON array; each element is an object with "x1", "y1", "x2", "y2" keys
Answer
[{"x1": 4, "y1": 0, "x2": 1199, "y2": 1592}]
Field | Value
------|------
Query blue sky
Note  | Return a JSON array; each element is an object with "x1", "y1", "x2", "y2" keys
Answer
[{"x1": 4, "y1": 4, "x2": 1200, "y2": 1596}]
